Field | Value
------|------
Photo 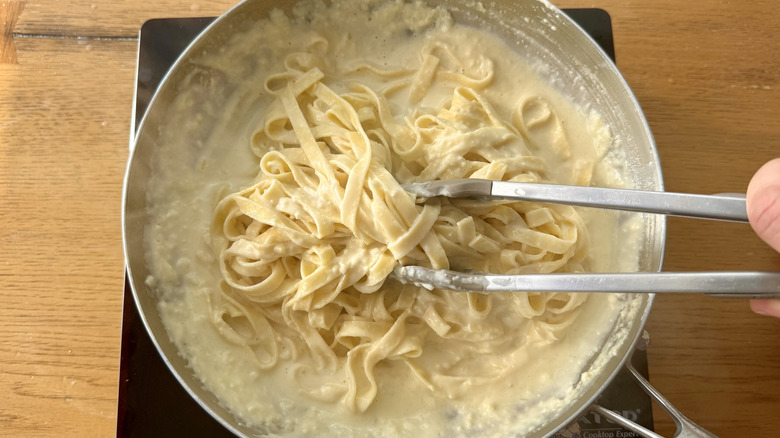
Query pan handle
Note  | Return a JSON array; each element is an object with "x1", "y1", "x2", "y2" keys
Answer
[
  {"x1": 589, "y1": 403, "x2": 663, "y2": 438},
  {"x1": 589, "y1": 343, "x2": 718, "y2": 438}
]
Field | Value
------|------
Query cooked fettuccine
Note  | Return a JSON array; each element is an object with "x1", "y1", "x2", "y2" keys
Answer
[{"x1": 211, "y1": 34, "x2": 590, "y2": 413}]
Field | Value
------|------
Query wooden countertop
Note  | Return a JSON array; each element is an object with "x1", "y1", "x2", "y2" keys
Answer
[{"x1": 1, "y1": 0, "x2": 778, "y2": 436}]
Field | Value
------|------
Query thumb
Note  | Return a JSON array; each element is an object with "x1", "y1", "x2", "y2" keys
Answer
[
  {"x1": 746, "y1": 158, "x2": 780, "y2": 253},
  {"x1": 750, "y1": 299, "x2": 780, "y2": 318},
  {"x1": 746, "y1": 158, "x2": 780, "y2": 318}
]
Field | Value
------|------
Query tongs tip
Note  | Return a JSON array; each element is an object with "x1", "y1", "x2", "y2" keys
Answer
[{"x1": 402, "y1": 179, "x2": 493, "y2": 200}]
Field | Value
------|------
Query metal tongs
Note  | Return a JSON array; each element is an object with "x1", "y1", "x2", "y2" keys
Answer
[{"x1": 392, "y1": 179, "x2": 780, "y2": 298}]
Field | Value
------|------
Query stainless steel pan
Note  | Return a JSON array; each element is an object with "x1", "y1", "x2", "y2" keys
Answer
[{"x1": 123, "y1": 0, "x2": 670, "y2": 436}]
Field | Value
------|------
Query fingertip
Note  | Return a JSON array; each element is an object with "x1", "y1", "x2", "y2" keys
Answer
[{"x1": 750, "y1": 299, "x2": 780, "y2": 318}]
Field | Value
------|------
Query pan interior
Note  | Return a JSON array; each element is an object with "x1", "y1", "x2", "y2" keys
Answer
[{"x1": 123, "y1": 0, "x2": 663, "y2": 437}]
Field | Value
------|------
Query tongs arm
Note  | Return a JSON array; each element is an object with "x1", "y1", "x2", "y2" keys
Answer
[
  {"x1": 391, "y1": 266, "x2": 780, "y2": 298},
  {"x1": 403, "y1": 179, "x2": 748, "y2": 222}
]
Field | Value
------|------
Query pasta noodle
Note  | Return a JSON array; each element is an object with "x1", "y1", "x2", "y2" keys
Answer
[{"x1": 209, "y1": 33, "x2": 590, "y2": 413}]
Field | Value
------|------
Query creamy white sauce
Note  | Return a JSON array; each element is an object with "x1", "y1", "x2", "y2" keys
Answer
[{"x1": 142, "y1": 1, "x2": 645, "y2": 437}]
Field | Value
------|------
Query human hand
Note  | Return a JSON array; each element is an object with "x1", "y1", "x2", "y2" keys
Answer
[{"x1": 746, "y1": 158, "x2": 780, "y2": 318}]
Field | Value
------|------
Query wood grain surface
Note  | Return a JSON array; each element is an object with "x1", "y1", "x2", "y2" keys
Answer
[{"x1": 1, "y1": 0, "x2": 778, "y2": 437}]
